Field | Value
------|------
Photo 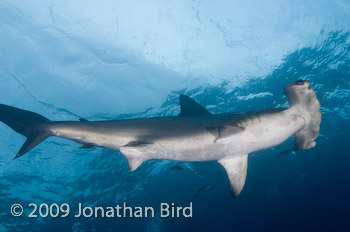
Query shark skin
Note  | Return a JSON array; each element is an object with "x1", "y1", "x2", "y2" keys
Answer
[{"x1": 0, "y1": 80, "x2": 321, "y2": 197}]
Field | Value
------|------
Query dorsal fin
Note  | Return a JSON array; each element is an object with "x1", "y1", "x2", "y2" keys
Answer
[
  {"x1": 179, "y1": 94, "x2": 211, "y2": 116},
  {"x1": 79, "y1": 118, "x2": 89, "y2": 122}
]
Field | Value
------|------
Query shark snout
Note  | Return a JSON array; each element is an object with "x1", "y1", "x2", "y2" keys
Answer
[
  {"x1": 294, "y1": 80, "x2": 305, "y2": 85},
  {"x1": 285, "y1": 80, "x2": 311, "y2": 97},
  {"x1": 292, "y1": 80, "x2": 310, "y2": 89}
]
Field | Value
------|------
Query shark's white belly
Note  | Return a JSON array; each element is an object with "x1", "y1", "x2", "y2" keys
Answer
[{"x1": 138, "y1": 109, "x2": 305, "y2": 162}]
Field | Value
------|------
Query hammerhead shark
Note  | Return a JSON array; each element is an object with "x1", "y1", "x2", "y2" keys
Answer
[{"x1": 0, "y1": 80, "x2": 321, "y2": 197}]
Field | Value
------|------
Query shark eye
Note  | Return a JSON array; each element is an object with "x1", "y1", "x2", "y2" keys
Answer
[{"x1": 295, "y1": 80, "x2": 305, "y2": 85}]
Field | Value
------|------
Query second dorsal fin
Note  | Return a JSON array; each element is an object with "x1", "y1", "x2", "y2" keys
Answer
[{"x1": 179, "y1": 94, "x2": 211, "y2": 116}]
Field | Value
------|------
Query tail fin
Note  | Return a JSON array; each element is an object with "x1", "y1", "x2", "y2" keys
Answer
[
  {"x1": 284, "y1": 80, "x2": 322, "y2": 150},
  {"x1": 0, "y1": 104, "x2": 51, "y2": 159}
]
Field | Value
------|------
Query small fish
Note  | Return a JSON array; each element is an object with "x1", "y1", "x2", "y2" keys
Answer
[
  {"x1": 194, "y1": 184, "x2": 210, "y2": 197},
  {"x1": 170, "y1": 165, "x2": 184, "y2": 171},
  {"x1": 276, "y1": 149, "x2": 296, "y2": 158}
]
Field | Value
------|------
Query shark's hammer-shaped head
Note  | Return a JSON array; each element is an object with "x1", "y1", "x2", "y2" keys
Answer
[
  {"x1": 285, "y1": 80, "x2": 314, "y2": 107},
  {"x1": 284, "y1": 80, "x2": 322, "y2": 150}
]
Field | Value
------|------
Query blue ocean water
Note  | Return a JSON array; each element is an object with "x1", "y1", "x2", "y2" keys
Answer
[{"x1": 0, "y1": 1, "x2": 350, "y2": 231}]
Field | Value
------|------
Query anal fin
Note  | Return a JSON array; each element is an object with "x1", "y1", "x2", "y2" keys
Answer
[
  {"x1": 80, "y1": 143, "x2": 96, "y2": 149},
  {"x1": 120, "y1": 147, "x2": 146, "y2": 172},
  {"x1": 218, "y1": 154, "x2": 248, "y2": 197}
]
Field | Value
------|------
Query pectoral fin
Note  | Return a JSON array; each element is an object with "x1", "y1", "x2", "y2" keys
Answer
[
  {"x1": 120, "y1": 147, "x2": 146, "y2": 172},
  {"x1": 207, "y1": 126, "x2": 244, "y2": 144},
  {"x1": 218, "y1": 154, "x2": 248, "y2": 197}
]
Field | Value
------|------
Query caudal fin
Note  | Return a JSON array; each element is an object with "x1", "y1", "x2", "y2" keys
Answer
[
  {"x1": 0, "y1": 104, "x2": 52, "y2": 159},
  {"x1": 284, "y1": 80, "x2": 322, "y2": 150}
]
